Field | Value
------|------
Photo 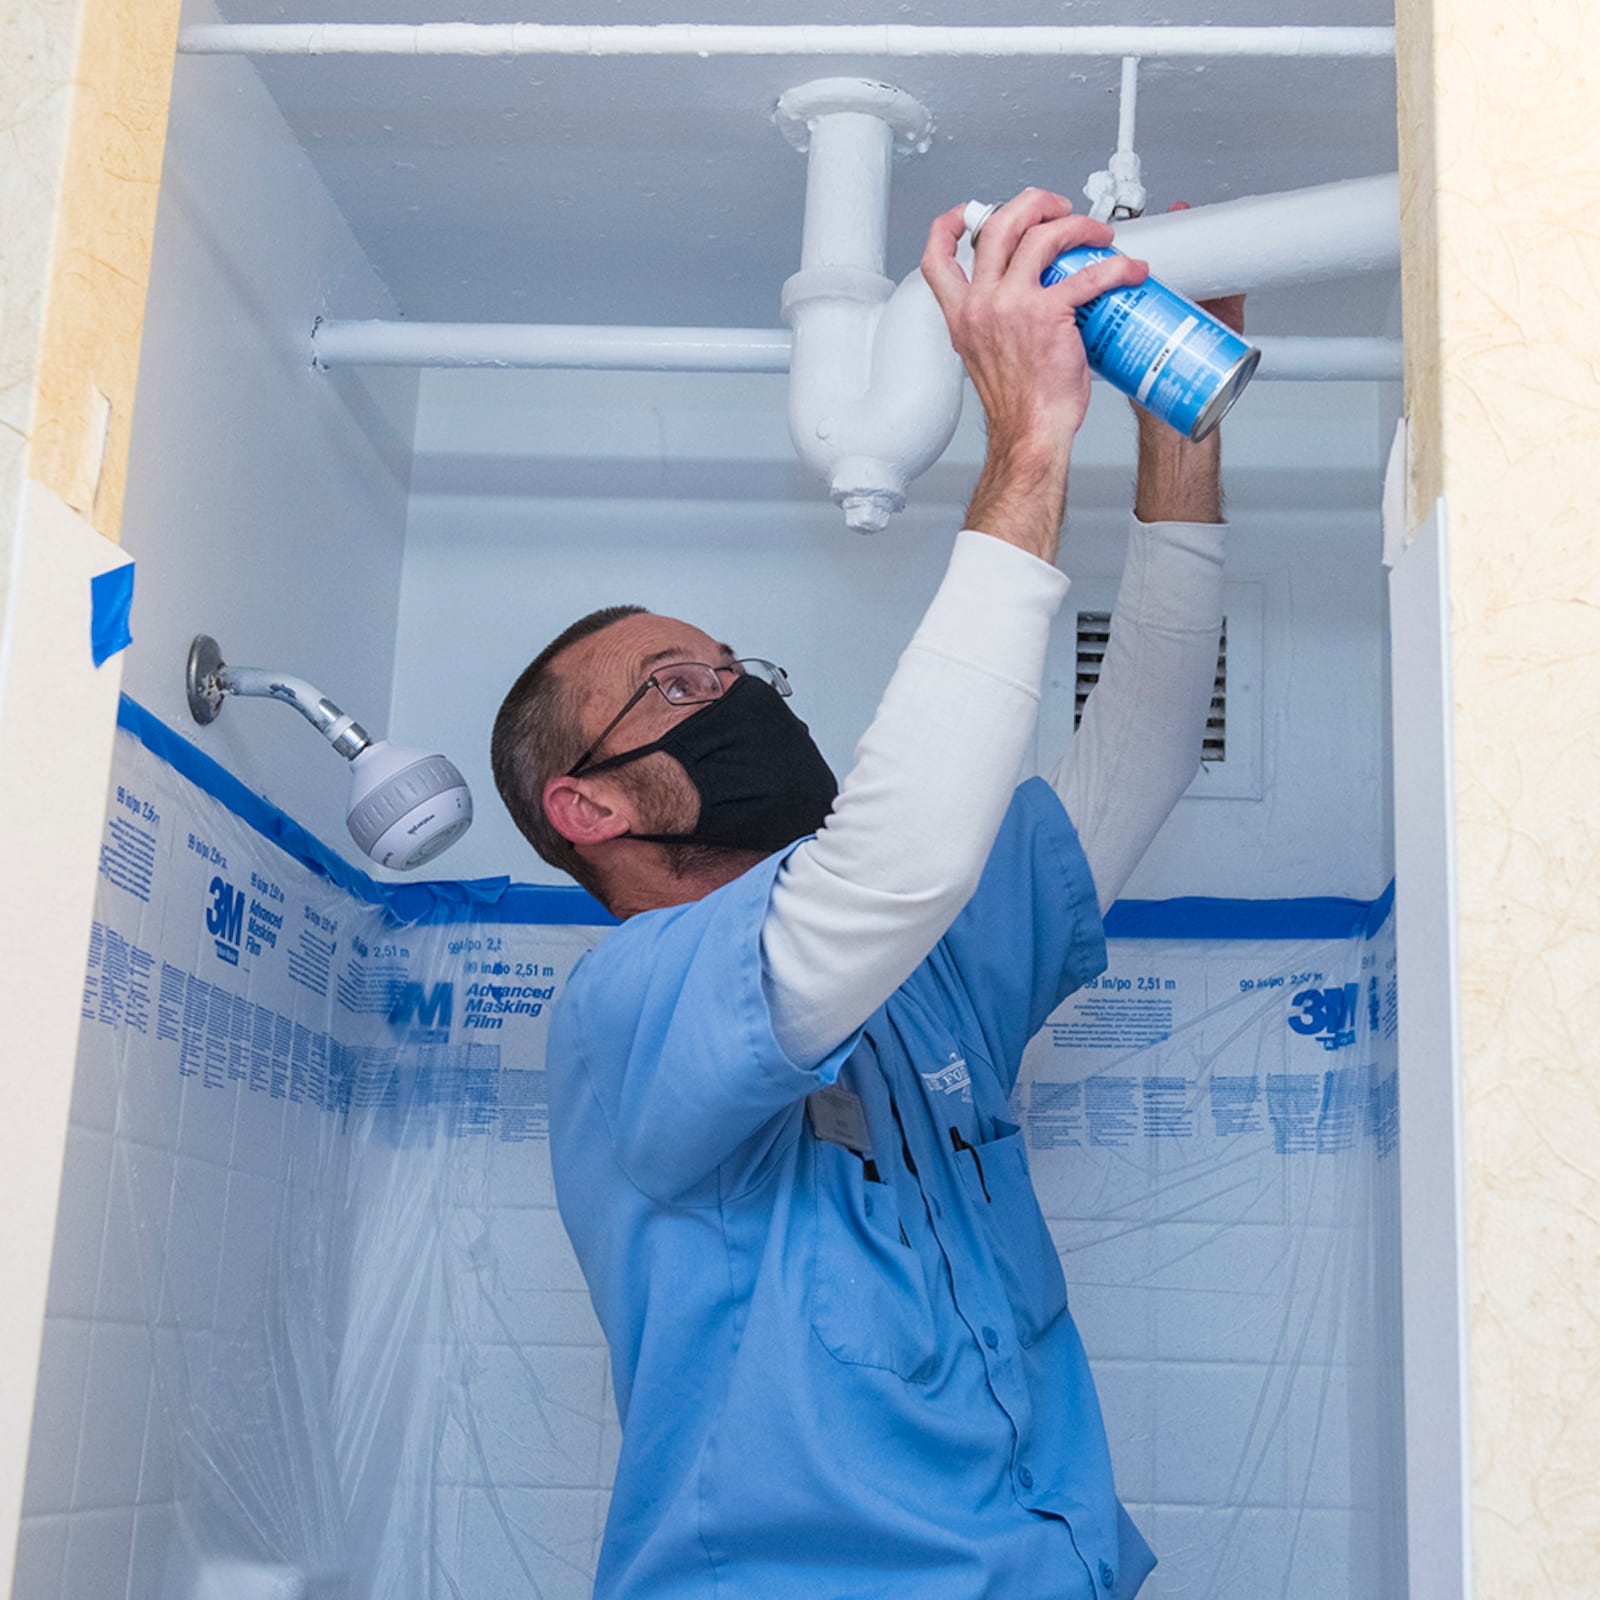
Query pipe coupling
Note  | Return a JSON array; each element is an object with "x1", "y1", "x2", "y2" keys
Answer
[{"x1": 781, "y1": 266, "x2": 895, "y2": 324}]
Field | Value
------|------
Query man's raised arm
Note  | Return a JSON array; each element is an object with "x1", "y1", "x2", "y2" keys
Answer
[
  {"x1": 1050, "y1": 298, "x2": 1242, "y2": 914},
  {"x1": 761, "y1": 191, "x2": 1148, "y2": 1066}
]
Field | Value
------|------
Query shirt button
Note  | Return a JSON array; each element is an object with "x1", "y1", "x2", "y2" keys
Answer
[
  {"x1": 982, "y1": 1326, "x2": 999, "y2": 1350},
  {"x1": 1099, "y1": 1560, "x2": 1115, "y2": 1590},
  {"x1": 1017, "y1": 1466, "x2": 1034, "y2": 1490},
  {"x1": 863, "y1": 1194, "x2": 874, "y2": 1217}
]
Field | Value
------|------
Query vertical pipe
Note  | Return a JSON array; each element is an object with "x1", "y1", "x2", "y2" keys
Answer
[
  {"x1": 1117, "y1": 56, "x2": 1140, "y2": 153},
  {"x1": 798, "y1": 112, "x2": 894, "y2": 277}
]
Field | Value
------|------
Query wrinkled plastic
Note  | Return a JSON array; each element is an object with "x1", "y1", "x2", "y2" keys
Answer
[{"x1": 59, "y1": 708, "x2": 1404, "y2": 1598}]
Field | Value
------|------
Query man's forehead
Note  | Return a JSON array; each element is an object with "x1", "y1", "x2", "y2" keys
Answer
[{"x1": 566, "y1": 612, "x2": 732, "y2": 685}]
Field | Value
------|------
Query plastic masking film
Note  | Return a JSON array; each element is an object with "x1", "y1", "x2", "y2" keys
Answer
[{"x1": 62, "y1": 698, "x2": 1404, "y2": 1600}]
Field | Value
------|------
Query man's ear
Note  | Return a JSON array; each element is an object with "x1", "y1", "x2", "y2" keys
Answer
[{"x1": 542, "y1": 774, "x2": 632, "y2": 847}]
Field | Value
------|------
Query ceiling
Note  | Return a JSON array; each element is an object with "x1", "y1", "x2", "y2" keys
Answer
[{"x1": 202, "y1": 0, "x2": 1401, "y2": 335}]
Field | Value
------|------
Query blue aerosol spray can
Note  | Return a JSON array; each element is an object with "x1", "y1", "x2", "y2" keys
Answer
[{"x1": 964, "y1": 201, "x2": 1260, "y2": 441}]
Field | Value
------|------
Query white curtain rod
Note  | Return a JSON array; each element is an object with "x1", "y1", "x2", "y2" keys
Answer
[
  {"x1": 312, "y1": 321, "x2": 1403, "y2": 381},
  {"x1": 177, "y1": 23, "x2": 1396, "y2": 60}
]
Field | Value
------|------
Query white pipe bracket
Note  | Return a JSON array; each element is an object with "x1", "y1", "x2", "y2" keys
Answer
[{"x1": 1085, "y1": 57, "x2": 1148, "y2": 221}]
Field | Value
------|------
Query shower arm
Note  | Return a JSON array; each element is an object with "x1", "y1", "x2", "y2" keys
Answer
[{"x1": 186, "y1": 636, "x2": 372, "y2": 759}]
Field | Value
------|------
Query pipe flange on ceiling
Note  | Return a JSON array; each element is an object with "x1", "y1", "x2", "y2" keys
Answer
[{"x1": 773, "y1": 78, "x2": 936, "y2": 155}]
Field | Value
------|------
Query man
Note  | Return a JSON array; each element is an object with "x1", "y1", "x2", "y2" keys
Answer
[{"x1": 491, "y1": 190, "x2": 1231, "y2": 1599}]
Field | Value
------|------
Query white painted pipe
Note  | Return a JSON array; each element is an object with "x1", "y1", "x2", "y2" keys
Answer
[
  {"x1": 1113, "y1": 173, "x2": 1401, "y2": 301},
  {"x1": 1117, "y1": 56, "x2": 1140, "y2": 155},
  {"x1": 312, "y1": 320, "x2": 793, "y2": 371},
  {"x1": 310, "y1": 321, "x2": 1401, "y2": 382},
  {"x1": 176, "y1": 23, "x2": 1395, "y2": 60},
  {"x1": 800, "y1": 113, "x2": 893, "y2": 277},
  {"x1": 776, "y1": 81, "x2": 964, "y2": 532},
  {"x1": 1253, "y1": 336, "x2": 1402, "y2": 381}
]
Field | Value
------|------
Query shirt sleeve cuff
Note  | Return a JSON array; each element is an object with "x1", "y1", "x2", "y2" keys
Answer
[{"x1": 1130, "y1": 511, "x2": 1229, "y2": 534}]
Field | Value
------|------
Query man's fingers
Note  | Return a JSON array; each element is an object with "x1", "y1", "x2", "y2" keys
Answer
[
  {"x1": 969, "y1": 188, "x2": 1075, "y2": 286},
  {"x1": 1046, "y1": 252, "x2": 1149, "y2": 311},
  {"x1": 1008, "y1": 214, "x2": 1118, "y2": 285},
  {"x1": 920, "y1": 204, "x2": 971, "y2": 321}
]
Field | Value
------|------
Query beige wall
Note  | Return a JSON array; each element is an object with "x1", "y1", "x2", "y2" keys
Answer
[
  {"x1": 0, "y1": 0, "x2": 181, "y2": 1585},
  {"x1": 1397, "y1": 0, "x2": 1600, "y2": 1591},
  {"x1": 1, "y1": 0, "x2": 79, "y2": 583}
]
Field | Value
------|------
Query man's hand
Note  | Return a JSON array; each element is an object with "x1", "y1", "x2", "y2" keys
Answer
[
  {"x1": 1132, "y1": 203, "x2": 1242, "y2": 525},
  {"x1": 922, "y1": 189, "x2": 1149, "y2": 563}
]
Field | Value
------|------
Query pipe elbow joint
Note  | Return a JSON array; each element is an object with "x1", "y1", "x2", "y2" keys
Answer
[{"x1": 786, "y1": 268, "x2": 964, "y2": 533}]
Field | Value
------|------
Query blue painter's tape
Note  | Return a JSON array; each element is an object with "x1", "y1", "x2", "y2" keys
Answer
[
  {"x1": 115, "y1": 695, "x2": 1393, "y2": 942},
  {"x1": 90, "y1": 563, "x2": 135, "y2": 666},
  {"x1": 1105, "y1": 889, "x2": 1394, "y2": 942},
  {"x1": 1361, "y1": 880, "x2": 1396, "y2": 938}
]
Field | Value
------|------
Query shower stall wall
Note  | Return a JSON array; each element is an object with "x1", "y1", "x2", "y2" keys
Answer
[
  {"x1": 26, "y1": 689, "x2": 1403, "y2": 1600},
  {"x1": 11, "y1": 15, "x2": 1409, "y2": 1600}
]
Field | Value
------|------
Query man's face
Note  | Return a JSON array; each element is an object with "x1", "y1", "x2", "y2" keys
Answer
[{"x1": 560, "y1": 611, "x2": 737, "y2": 833}]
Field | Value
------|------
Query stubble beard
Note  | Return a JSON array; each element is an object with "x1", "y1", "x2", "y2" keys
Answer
[{"x1": 621, "y1": 755, "x2": 750, "y2": 882}]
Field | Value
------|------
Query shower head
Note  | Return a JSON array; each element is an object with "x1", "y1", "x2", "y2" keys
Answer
[
  {"x1": 344, "y1": 739, "x2": 472, "y2": 871},
  {"x1": 185, "y1": 634, "x2": 473, "y2": 871}
]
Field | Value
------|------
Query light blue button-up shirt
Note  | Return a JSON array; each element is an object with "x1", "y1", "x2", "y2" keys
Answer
[{"x1": 549, "y1": 779, "x2": 1154, "y2": 1599}]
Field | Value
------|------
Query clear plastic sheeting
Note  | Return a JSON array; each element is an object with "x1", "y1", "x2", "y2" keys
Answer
[
  {"x1": 45, "y1": 699, "x2": 1404, "y2": 1600},
  {"x1": 1017, "y1": 913, "x2": 1405, "y2": 1596}
]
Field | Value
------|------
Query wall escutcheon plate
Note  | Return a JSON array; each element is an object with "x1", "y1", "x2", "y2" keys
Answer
[{"x1": 186, "y1": 634, "x2": 227, "y2": 724}]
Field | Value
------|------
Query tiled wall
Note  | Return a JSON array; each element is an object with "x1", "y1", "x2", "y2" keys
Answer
[
  {"x1": 1021, "y1": 927, "x2": 1406, "y2": 1600},
  {"x1": 14, "y1": 986, "x2": 303, "y2": 1595},
  {"x1": 426, "y1": 1141, "x2": 613, "y2": 1599},
  {"x1": 17, "y1": 715, "x2": 1402, "y2": 1600},
  {"x1": 20, "y1": 1046, "x2": 1400, "y2": 1600},
  {"x1": 8, "y1": 17, "x2": 416, "y2": 1585},
  {"x1": 1059, "y1": 1149, "x2": 1404, "y2": 1595}
]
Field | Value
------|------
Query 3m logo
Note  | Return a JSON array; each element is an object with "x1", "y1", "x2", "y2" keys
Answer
[
  {"x1": 206, "y1": 876, "x2": 244, "y2": 966},
  {"x1": 1288, "y1": 983, "x2": 1360, "y2": 1052},
  {"x1": 389, "y1": 980, "x2": 453, "y2": 1036}
]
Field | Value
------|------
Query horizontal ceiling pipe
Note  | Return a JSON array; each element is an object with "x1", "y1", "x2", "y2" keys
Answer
[
  {"x1": 1114, "y1": 174, "x2": 1400, "y2": 301},
  {"x1": 314, "y1": 322, "x2": 795, "y2": 371},
  {"x1": 1252, "y1": 336, "x2": 1402, "y2": 381},
  {"x1": 312, "y1": 321, "x2": 1402, "y2": 381},
  {"x1": 177, "y1": 23, "x2": 1395, "y2": 60}
]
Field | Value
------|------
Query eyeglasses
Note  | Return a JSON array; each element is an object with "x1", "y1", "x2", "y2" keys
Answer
[{"x1": 567, "y1": 657, "x2": 792, "y2": 776}]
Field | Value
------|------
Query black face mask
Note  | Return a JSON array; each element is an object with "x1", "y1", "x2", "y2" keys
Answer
[{"x1": 578, "y1": 674, "x2": 838, "y2": 854}]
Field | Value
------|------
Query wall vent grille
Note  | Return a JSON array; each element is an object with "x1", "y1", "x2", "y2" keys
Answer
[{"x1": 1075, "y1": 612, "x2": 1228, "y2": 764}]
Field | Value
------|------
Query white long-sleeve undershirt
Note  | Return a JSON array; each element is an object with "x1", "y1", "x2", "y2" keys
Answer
[{"x1": 762, "y1": 515, "x2": 1226, "y2": 1067}]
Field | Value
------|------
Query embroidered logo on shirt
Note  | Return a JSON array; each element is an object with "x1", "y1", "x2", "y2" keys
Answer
[{"x1": 920, "y1": 1054, "x2": 972, "y2": 1102}]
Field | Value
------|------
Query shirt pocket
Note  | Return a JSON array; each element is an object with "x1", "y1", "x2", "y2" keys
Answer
[
  {"x1": 809, "y1": 1139, "x2": 939, "y2": 1383},
  {"x1": 956, "y1": 1118, "x2": 1069, "y2": 1346}
]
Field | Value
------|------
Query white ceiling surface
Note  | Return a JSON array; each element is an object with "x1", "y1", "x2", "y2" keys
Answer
[{"x1": 202, "y1": 1, "x2": 1400, "y2": 336}]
